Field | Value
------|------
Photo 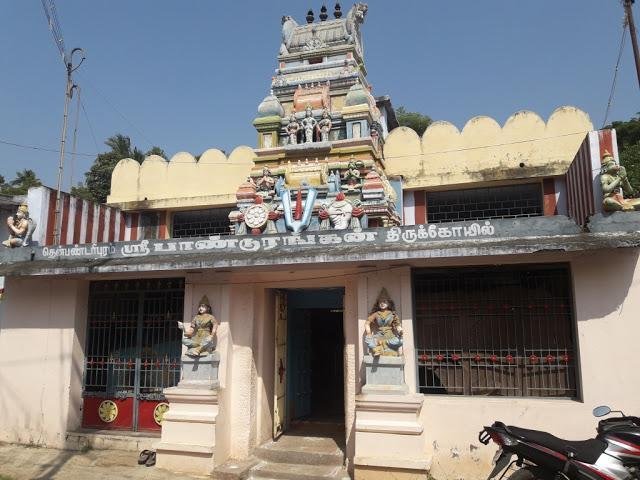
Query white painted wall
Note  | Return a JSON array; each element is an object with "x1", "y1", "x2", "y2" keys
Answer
[
  {"x1": 0, "y1": 250, "x2": 638, "y2": 480},
  {"x1": 415, "y1": 249, "x2": 640, "y2": 480},
  {"x1": 0, "y1": 277, "x2": 87, "y2": 448}
]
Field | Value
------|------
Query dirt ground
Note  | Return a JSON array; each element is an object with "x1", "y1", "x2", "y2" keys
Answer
[{"x1": 0, "y1": 443, "x2": 205, "y2": 480}]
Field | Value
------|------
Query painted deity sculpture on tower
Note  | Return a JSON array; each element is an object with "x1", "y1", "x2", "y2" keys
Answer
[
  {"x1": 365, "y1": 289, "x2": 403, "y2": 357},
  {"x1": 286, "y1": 113, "x2": 300, "y2": 145},
  {"x1": 178, "y1": 296, "x2": 219, "y2": 357},
  {"x1": 317, "y1": 109, "x2": 332, "y2": 142},
  {"x1": 301, "y1": 105, "x2": 317, "y2": 143},
  {"x1": 600, "y1": 150, "x2": 640, "y2": 212},
  {"x1": 256, "y1": 166, "x2": 276, "y2": 194},
  {"x1": 3, "y1": 204, "x2": 36, "y2": 248}
]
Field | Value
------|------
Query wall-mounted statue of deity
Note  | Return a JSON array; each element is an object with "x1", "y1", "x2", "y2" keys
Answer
[
  {"x1": 2, "y1": 204, "x2": 36, "y2": 248},
  {"x1": 365, "y1": 289, "x2": 403, "y2": 357},
  {"x1": 601, "y1": 150, "x2": 640, "y2": 212},
  {"x1": 178, "y1": 296, "x2": 220, "y2": 357}
]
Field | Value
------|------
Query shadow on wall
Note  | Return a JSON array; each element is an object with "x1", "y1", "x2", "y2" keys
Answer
[{"x1": 572, "y1": 248, "x2": 639, "y2": 322}]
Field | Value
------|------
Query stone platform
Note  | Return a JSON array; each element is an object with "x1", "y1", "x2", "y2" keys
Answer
[{"x1": 215, "y1": 423, "x2": 349, "y2": 480}]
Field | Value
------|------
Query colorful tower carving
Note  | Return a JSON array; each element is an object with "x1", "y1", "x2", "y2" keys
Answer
[{"x1": 233, "y1": 3, "x2": 400, "y2": 235}]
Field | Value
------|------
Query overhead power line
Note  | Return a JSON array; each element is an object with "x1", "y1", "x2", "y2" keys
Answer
[
  {"x1": 1, "y1": 129, "x2": 591, "y2": 163},
  {"x1": 0, "y1": 138, "x2": 96, "y2": 157},
  {"x1": 79, "y1": 97, "x2": 100, "y2": 153},
  {"x1": 603, "y1": 14, "x2": 629, "y2": 127},
  {"x1": 40, "y1": 0, "x2": 66, "y2": 63},
  {"x1": 78, "y1": 74, "x2": 155, "y2": 146}
]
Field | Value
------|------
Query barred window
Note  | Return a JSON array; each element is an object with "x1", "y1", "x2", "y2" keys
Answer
[
  {"x1": 172, "y1": 208, "x2": 233, "y2": 238},
  {"x1": 427, "y1": 183, "x2": 543, "y2": 223},
  {"x1": 414, "y1": 265, "x2": 578, "y2": 398}
]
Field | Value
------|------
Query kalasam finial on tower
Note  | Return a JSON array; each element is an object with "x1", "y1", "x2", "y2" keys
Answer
[
  {"x1": 306, "y1": 9, "x2": 315, "y2": 23},
  {"x1": 320, "y1": 5, "x2": 328, "y2": 21},
  {"x1": 334, "y1": 3, "x2": 342, "y2": 18}
]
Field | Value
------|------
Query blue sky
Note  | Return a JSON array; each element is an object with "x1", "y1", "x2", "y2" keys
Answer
[{"x1": 0, "y1": 1, "x2": 639, "y2": 190}]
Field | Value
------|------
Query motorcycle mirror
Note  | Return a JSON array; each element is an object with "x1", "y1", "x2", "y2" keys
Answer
[{"x1": 593, "y1": 405, "x2": 611, "y2": 417}]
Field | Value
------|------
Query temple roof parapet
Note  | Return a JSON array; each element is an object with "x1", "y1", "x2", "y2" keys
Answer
[
  {"x1": 106, "y1": 107, "x2": 594, "y2": 209},
  {"x1": 107, "y1": 147, "x2": 254, "y2": 208},
  {"x1": 385, "y1": 106, "x2": 594, "y2": 190}
]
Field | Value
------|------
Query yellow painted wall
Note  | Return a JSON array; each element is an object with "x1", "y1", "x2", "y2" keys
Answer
[
  {"x1": 107, "y1": 147, "x2": 255, "y2": 208},
  {"x1": 384, "y1": 106, "x2": 593, "y2": 190},
  {"x1": 107, "y1": 106, "x2": 593, "y2": 209}
]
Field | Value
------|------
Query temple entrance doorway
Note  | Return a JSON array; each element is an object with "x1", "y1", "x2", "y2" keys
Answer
[{"x1": 273, "y1": 288, "x2": 345, "y2": 439}]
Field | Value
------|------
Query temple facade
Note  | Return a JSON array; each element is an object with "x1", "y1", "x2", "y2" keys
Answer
[{"x1": 2, "y1": 4, "x2": 640, "y2": 480}]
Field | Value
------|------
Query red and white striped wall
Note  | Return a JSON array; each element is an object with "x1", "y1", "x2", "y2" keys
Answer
[
  {"x1": 402, "y1": 190, "x2": 426, "y2": 226},
  {"x1": 26, "y1": 186, "x2": 155, "y2": 246},
  {"x1": 565, "y1": 129, "x2": 618, "y2": 227}
]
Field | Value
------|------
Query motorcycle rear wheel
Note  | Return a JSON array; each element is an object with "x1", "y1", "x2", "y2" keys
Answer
[{"x1": 508, "y1": 467, "x2": 554, "y2": 480}]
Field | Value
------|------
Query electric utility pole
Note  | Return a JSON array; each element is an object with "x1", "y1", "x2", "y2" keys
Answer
[
  {"x1": 624, "y1": 0, "x2": 640, "y2": 88},
  {"x1": 53, "y1": 49, "x2": 84, "y2": 244},
  {"x1": 41, "y1": 0, "x2": 85, "y2": 244}
]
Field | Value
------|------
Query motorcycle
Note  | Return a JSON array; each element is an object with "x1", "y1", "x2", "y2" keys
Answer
[{"x1": 478, "y1": 405, "x2": 640, "y2": 479}]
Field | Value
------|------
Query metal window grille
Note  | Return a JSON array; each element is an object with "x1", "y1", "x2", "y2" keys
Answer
[
  {"x1": 83, "y1": 278, "x2": 184, "y2": 404},
  {"x1": 413, "y1": 265, "x2": 577, "y2": 398},
  {"x1": 172, "y1": 208, "x2": 233, "y2": 238},
  {"x1": 427, "y1": 183, "x2": 543, "y2": 223}
]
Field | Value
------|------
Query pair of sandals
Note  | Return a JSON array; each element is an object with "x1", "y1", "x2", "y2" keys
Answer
[{"x1": 138, "y1": 450, "x2": 156, "y2": 467}]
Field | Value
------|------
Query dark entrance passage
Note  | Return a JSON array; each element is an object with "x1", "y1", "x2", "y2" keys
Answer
[{"x1": 286, "y1": 289, "x2": 344, "y2": 426}]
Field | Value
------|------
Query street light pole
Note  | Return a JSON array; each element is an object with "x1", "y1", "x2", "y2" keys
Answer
[
  {"x1": 624, "y1": 0, "x2": 640, "y2": 89},
  {"x1": 53, "y1": 47, "x2": 84, "y2": 245}
]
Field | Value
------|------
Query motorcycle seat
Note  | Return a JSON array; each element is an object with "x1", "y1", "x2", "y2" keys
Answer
[{"x1": 508, "y1": 426, "x2": 607, "y2": 464}]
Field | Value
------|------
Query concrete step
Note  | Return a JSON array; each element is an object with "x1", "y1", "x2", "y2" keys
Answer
[
  {"x1": 249, "y1": 460, "x2": 350, "y2": 480},
  {"x1": 64, "y1": 430, "x2": 159, "y2": 452},
  {"x1": 254, "y1": 435, "x2": 344, "y2": 466},
  {"x1": 213, "y1": 457, "x2": 260, "y2": 479}
]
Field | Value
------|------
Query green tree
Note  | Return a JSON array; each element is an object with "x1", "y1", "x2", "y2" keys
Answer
[
  {"x1": 395, "y1": 106, "x2": 432, "y2": 136},
  {"x1": 146, "y1": 146, "x2": 166, "y2": 158},
  {"x1": 0, "y1": 169, "x2": 42, "y2": 195},
  {"x1": 76, "y1": 134, "x2": 164, "y2": 203},
  {"x1": 609, "y1": 115, "x2": 640, "y2": 189}
]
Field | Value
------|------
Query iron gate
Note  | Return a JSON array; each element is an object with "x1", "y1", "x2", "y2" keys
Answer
[{"x1": 82, "y1": 278, "x2": 184, "y2": 431}]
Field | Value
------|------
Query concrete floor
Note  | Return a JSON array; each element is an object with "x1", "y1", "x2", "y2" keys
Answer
[{"x1": 0, "y1": 443, "x2": 205, "y2": 480}]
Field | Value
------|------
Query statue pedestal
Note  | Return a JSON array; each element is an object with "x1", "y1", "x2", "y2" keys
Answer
[
  {"x1": 354, "y1": 393, "x2": 428, "y2": 479},
  {"x1": 180, "y1": 352, "x2": 220, "y2": 388},
  {"x1": 361, "y1": 355, "x2": 409, "y2": 395},
  {"x1": 155, "y1": 352, "x2": 220, "y2": 475},
  {"x1": 355, "y1": 356, "x2": 428, "y2": 479}
]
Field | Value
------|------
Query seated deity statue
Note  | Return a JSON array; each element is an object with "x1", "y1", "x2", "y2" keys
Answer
[
  {"x1": 178, "y1": 296, "x2": 219, "y2": 357},
  {"x1": 343, "y1": 160, "x2": 362, "y2": 187},
  {"x1": 600, "y1": 151, "x2": 640, "y2": 212},
  {"x1": 365, "y1": 289, "x2": 403, "y2": 357},
  {"x1": 3, "y1": 204, "x2": 35, "y2": 248},
  {"x1": 256, "y1": 166, "x2": 276, "y2": 193}
]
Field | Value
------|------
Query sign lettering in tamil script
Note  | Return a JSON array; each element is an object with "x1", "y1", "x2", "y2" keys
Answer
[{"x1": 39, "y1": 221, "x2": 496, "y2": 260}]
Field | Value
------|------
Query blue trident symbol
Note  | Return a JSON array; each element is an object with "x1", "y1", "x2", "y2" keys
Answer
[{"x1": 282, "y1": 186, "x2": 318, "y2": 234}]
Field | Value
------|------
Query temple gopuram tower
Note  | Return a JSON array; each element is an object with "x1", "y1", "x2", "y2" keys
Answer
[{"x1": 231, "y1": 2, "x2": 400, "y2": 235}]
